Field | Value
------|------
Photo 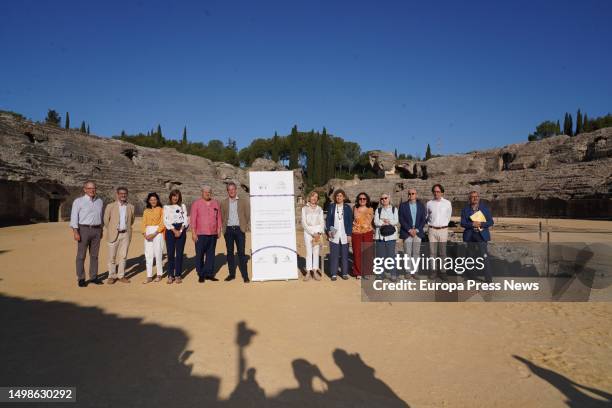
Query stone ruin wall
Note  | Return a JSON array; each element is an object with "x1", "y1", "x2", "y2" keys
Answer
[
  {"x1": 332, "y1": 128, "x2": 612, "y2": 219},
  {"x1": 0, "y1": 113, "x2": 303, "y2": 225},
  {"x1": 0, "y1": 112, "x2": 611, "y2": 225}
]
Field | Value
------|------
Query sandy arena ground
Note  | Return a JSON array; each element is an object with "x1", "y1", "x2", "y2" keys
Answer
[{"x1": 1, "y1": 219, "x2": 611, "y2": 407}]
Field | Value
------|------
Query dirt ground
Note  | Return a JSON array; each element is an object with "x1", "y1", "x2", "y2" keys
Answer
[{"x1": 0, "y1": 219, "x2": 611, "y2": 407}]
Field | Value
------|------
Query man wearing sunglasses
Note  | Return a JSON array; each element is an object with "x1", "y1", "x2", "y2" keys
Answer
[{"x1": 398, "y1": 188, "x2": 426, "y2": 278}]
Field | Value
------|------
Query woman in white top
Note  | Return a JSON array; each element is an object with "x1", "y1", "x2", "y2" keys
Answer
[
  {"x1": 163, "y1": 189, "x2": 189, "y2": 284},
  {"x1": 301, "y1": 191, "x2": 325, "y2": 281},
  {"x1": 374, "y1": 192, "x2": 400, "y2": 280}
]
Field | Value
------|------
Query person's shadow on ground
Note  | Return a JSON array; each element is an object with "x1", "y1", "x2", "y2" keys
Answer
[
  {"x1": 513, "y1": 355, "x2": 612, "y2": 407},
  {"x1": 0, "y1": 293, "x2": 412, "y2": 407}
]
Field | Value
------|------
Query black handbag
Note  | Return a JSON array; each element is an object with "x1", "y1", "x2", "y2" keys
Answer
[{"x1": 378, "y1": 207, "x2": 397, "y2": 237}]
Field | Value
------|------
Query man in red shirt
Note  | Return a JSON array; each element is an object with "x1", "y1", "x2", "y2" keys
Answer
[{"x1": 190, "y1": 185, "x2": 223, "y2": 282}]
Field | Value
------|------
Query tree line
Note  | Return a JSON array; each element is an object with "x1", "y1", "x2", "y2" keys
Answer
[
  {"x1": 528, "y1": 110, "x2": 612, "y2": 141},
  {"x1": 114, "y1": 125, "x2": 240, "y2": 166},
  {"x1": 43, "y1": 109, "x2": 91, "y2": 134},
  {"x1": 112, "y1": 124, "x2": 427, "y2": 186},
  {"x1": 4, "y1": 108, "x2": 442, "y2": 188}
]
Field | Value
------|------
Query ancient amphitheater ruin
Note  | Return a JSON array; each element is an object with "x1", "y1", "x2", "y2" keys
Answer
[{"x1": 0, "y1": 111, "x2": 610, "y2": 226}]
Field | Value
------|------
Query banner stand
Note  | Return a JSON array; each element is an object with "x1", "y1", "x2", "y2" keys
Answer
[{"x1": 249, "y1": 171, "x2": 299, "y2": 281}]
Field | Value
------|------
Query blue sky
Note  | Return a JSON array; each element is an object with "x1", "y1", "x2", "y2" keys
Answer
[{"x1": 1, "y1": 0, "x2": 611, "y2": 157}]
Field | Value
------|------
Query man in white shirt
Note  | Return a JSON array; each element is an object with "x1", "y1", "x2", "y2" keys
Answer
[
  {"x1": 426, "y1": 184, "x2": 452, "y2": 279},
  {"x1": 70, "y1": 181, "x2": 104, "y2": 287}
]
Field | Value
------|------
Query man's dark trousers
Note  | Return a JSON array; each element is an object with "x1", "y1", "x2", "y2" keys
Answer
[
  {"x1": 195, "y1": 234, "x2": 217, "y2": 279},
  {"x1": 224, "y1": 226, "x2": 248, "y2": 280},
  {"x1": 466, "y1": 234, "x2": 491, "y2": 283}
]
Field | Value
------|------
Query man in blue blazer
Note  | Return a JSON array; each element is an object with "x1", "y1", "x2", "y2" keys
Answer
[
  {"x1": 398, "y1": 188, "x2": 427, "y2": 277},
  {"x1": 460, "y1": 190, "x2": 494, "y2": 282}
]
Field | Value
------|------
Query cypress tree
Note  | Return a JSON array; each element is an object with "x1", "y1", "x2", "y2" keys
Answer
[
  {"x1": 121, "y1": 130, "x2": 126, "y2": 137},
  {"x1": 86, "y1": 124, "x2": 90, "y2": 134},
  {"x1": 313, "y1": 132, "x2": 323, "y2": 185},
  {"x1": 271, "y1": 131, "x2": 280, "y2": 162},
  {"x1": 80, "y1": 121, "x2": 86, "y2": 133},
  {"x1": 425, "y1": 144, "x2": 432, "y2": 160},
  {"x1": 182, "y1": 126, "x2": 187, "y2": 144},
  {"x1": 65, "y1": 112, "x2": 70, "y2": 129},
  {"x1": 327, "y1": 131, "x2": 335, "y2": 180},
  {"x1": 324, "y1": 130, "x2": 330, "y2": 182},
  {"x1": 575, "y1": 109, "x2": 582, "y2": 135},
  {"x1": 306, "y1": 131, "x2": 315, "y2": 185},
  {"x1": 289, "y1": 125, "x2": 299, "y2": 169},
  {"x1": 563, "y1": 113, "x2": 570, "y2": 135},
  {"x1": 583, "y1": 113, "x2": 589, "y2": 132},
  {"x1": 555, "y1": 120, "x2": 561, "y2": 134},
  {"x1": 155, "y1": 124, "x2": 163, "y2": 144},
  {"x1": 568, "y1": 114, "x2": 573, "y2": 136}
]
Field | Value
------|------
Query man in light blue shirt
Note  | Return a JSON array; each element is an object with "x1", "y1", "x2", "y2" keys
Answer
[
  {"x1": 409, "y1": 201, "x2": 417, "y2": 226},
  {"x1": 398, "y1": 188, "x2": 427, "y2": 278},
  {"x1": 70, "y1": 181, "x2": 104, "y2": 287}
]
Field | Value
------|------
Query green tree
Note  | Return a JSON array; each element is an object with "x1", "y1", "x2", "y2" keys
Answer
[
  {"x1": 575, "y1": 109, "x2": 583, "y2": 135},
  {"x1": 86, "y1": 124, "x2": 90, "y2": 134},
  {"x1": 585, "y1": 113, "x2": 612, "y2": 131},
  {"x1": 343, "y1": 142, "x2": 360, "y2": 173},
  {"x1": 271, "y1": 131, "x2": 280, "y2": 162},
  {"x1": 528, "y1": 120, "x2": 559, "y2": 140},
  {"x1": 45, "y1": 109, "x2": 61, "y2": 126},
  {"x1": 304, "y1": 130, "x2": 316, "y2": 184},
  {"x1": 288, "y1": 125, "x2": 299, "y2": 169},
  {"x1": 182, "y1": 126, "x2": 187, "y2": 144},
  {"x1": 80, "y1": 121, "x2": 86, "y2": 133},
  {"x1": 556, "y1": 120, "x2": 561, "y2": 134},
  {"x1": 65, "y1": 112, "x2": 70, "y2": 129},
  {"x1": 320, "y1": 128, "x2": 332, "y2": 182},
  {"x1": 563, "y1": 113, "x2": 573, "y2": 136},
  {"x1": 425, "y1": 144, "x2": 432, "y2": 160},
  {"x1": 121, "y1": 130, "x2": 126, "y2": 137},
  {"x1": 313, "y1": 132, "x2": 323, "y2": 185},
  {"x1": 155, "y1": 124, "x2": 163, "y2": 144},
  {"x1": 583, "y1": 113, "x2": 589, "y2": 132}
]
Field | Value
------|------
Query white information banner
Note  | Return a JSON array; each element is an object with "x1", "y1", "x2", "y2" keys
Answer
[{"x1": 249, "y1": 171, "x2": 298, "y2": 281}]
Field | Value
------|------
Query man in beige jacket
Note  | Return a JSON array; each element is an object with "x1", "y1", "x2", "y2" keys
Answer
[
  {"x1": 220, "y1": 182, "x2": 251, "y2": 282},
  {"x1": 104, "y1": 186, "x2": 135, "y2": 284}
]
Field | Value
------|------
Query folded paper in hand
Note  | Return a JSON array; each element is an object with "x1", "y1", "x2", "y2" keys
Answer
[
  {"x1": 470, "y1": 210, "x2": 486, "y2": 231},
  {"x1": 470, "y1": 211, "x2": 486, "y2": 223}
]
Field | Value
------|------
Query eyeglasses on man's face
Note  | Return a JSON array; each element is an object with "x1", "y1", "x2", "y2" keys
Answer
[{"x1": 408, "y1": 192, "x2": 416, "y2": 196}]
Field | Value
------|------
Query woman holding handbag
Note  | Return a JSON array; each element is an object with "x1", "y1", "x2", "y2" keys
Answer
[
  {"x1": 374, "y1": 193, "x2": 399, "y2": 280},
  {"x1": 301, "y1": 191, "x2": 325, "y2": 281}
]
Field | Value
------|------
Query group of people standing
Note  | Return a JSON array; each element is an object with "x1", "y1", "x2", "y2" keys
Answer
[
  {"x1": 301, "y1": 184, "x2": 493, "y2": 283},
  {"x1": 70, "y1": 180, "x2": 494, "y2": 287},
  {"x1": 70, "y1": 181, "x2": 250, "y2": 287}
]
